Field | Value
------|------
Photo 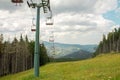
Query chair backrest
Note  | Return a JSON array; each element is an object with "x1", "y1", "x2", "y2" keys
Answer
[
  {"x1": 31, "y1": 29, "x2": 36, "y2": 32},
  {"x1": 49, "y1": 39, "x2": 54, "y2": 42},
  {"x1": 46, "y1": 23, "x2": 53, "y2": 25},
  {"x1": 46, "y1": 17, "x2": 53, "y2": 25}
]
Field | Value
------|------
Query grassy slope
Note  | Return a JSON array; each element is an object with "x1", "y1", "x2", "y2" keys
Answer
[{"x1": 0, "y1": 53, "x2": 120, "y2": 80}]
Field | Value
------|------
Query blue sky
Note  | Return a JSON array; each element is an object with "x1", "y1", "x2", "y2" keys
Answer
[{"x1": 103, "y1": 0, "x2": 120, "y2": 25}]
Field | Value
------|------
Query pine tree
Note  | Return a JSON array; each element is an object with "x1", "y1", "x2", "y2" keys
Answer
[
  {"x1": 25, "y1": 35, "x2": 29, "y2": 43},
  {"x1": 40, "y1": 43, "x2": 49, "y2": 66},
  {"x1": 94, "y1": 27, "x2": 120, "y2": 56},
  {"x1": 0, "y1": 34, "x2": 3, "y2": 53}
]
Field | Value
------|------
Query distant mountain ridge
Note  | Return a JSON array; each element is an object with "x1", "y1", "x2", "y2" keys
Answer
[
  {"x1": 62, "y1": 50, "x2": 92, "y2": 59},
  {"x1": 43, "y1": 41, "x2": 97, "y2": 59}
]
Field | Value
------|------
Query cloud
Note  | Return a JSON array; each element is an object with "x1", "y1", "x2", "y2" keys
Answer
[
  {"x1": 49, "y1": 12, "x2": 115, "y2": 44},
  {"x1": 0, "y1": 0, "x2": 118, "y2": 44},
  {"x1": 0, "y1": 0, "x2": 25, "y2": 13},
  {"x1": 53, "y1": 13, "x2": 114, "y2": 32},
  {"x1": 51, "y1": 0, "x2": 117, "y2": 15},
  {"x1": 94, "y1": 0, "x2": 117, "y2": 14}
]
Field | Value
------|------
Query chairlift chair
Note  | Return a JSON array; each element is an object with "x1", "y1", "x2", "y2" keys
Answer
[
  {"x1": 49, "y1": 39, "x2": 54, "y2": 42},
  {"x1": 46, "y1": 17, "x2": 53, "y2": 25},
  {"x1": 31, "y1": 25, "x2": 36, "y2": 31},
  {"x1": 11, "y1": 0, "x2": 23, "y2": 3},
  {"x1": 51, "y1": 45, "x2": 55, "y2": 55},
  {"x1": 31, "y1": 29, "x2": 36, "y2": 31},
  {"x1": 11, "y1": 0, "x2": 23, "y2": 6},
  {"x1": 49, "y1": 36, "x2": 54, "y2": 42},
  {"x1": 31, "y1": 18, "x2": 36, "y2": 32}
]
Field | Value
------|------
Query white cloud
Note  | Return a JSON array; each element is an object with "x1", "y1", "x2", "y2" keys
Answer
[
  {"x1": 94, "y1": 0, "x2": 117, "y2": 14},
  {"x1": 48, "y1": 12, "x2": 115, "y2": 44},
  {"x1": 51, "y1": 0, "x2": 117, "y2": 14}
]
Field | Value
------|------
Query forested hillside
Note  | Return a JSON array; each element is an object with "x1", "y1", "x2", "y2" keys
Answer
[
  {"x1": 94, "y1": 28, "x2": 120, "y2": 56},
  {"x1": 0, "y1": 34, "x2": 49, "y2": 76}
]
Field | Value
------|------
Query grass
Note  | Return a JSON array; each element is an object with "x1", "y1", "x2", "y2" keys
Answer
[{"x1": 0, "y1": 53, "x2": 120, "y2": 80}]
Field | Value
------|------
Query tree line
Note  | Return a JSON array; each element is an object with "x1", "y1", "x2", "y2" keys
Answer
[
  {"x1": 0, "y1": 34, "x2": 49, "y2": 76},
  {"x1": 94, "y1": 27, "x2": 120, "y2": 56}
]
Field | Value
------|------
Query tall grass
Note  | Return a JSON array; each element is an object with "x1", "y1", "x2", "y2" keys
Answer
[{"x1": 0, "y1": 53, "x2": 120, "y2": 80}]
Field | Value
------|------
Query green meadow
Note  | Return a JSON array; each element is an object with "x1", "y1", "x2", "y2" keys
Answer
[{"x1": 0, "y1": 53, "x2": 120, "y2": 80}]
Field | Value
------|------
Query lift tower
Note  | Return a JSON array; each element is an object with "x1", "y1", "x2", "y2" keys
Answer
[
  {"x1": 11, "y1": 0, "x2": 52, "y2": 77},
  {"x1": 27, "y1": 0, "x2": 52, "y2": 77}
]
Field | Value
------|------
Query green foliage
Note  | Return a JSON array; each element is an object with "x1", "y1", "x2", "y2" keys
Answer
[
  {"x1": 20, "y1": 34, "x2": 24, "y2": 42},
  {"x1": 40, "y1": 43, "x2": 49, "y2": 66},
  {"x1": 28, "y1": 41, "x2": 50, "y2": 66},
  {"x1": 94, "y1": 27, "x2": 120, "y2": 56},
  {"x1": 25, "y1": 35, "x2": 29, "y2": 43},
  {"x1": 28, "y1": 41, "x2": 34, "y2": 55},
  {"x1": 0, "y1": 53, "x2": 120, "y2": 80},
  {"x1": 0, "y1": 34, "x2": 3, "y2": 53},
  {"x1": 0, "y1": 34, "x2": 49, "y2": 77}
]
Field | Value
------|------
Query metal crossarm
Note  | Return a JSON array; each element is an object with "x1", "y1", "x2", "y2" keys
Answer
[{"x1": 41, "y1": 0, "x2": 51, "y2": 13}]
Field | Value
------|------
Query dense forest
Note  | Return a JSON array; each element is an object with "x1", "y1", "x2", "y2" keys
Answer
[
  {"x1": 0, "y1": 34, "x2": 49, "y2": 76},
  {"x1": 94, "y1": 27, "x2": 120, "y2": 56}
]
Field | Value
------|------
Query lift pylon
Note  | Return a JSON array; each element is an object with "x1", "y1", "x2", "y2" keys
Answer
[
  {"x1": 11, "y1": 0, "x2": 53, "y2": 77},
  {"x1": 27, "y1": 0, "x2": 53, "y2": 77}
]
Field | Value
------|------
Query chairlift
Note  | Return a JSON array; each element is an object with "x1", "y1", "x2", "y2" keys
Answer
[
  {"x1": 11, "y1": 0, "x2": 23, "y2": 3},
  {"x1": 46, "y1": 17, "x2": 53, "y2": 25},
  {"x1": 49, "y1": 35, "x2": 54, "y2": 42},
  {"x1": 31, "y1": 24, "x2": 36, "y2": 31},
  {"x1": 51, "y1": 46, "x2": 55, "y2": 55},
  {"x1": 49, "y1": 39, "x2": 54, "y2": 42},
  {"x1": 11, "y1": 0, "x2": 23, "y2": 6},
  {"x1": 31, "y1": 18, "x2": 36, "y2": 32},
  {"x1": 46, "y1": 10, "x2": 53, "y2": 25},
  {"x1": 53, "y1": 50, "x2": 55, "y2": 55}
]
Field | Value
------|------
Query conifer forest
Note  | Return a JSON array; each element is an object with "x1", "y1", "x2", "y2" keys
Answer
[{"x1": 0, "y1": 34, "x2": 49, "y2": 76}]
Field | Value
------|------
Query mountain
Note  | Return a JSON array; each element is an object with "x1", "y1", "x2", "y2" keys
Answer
[
  {"x1": 62, "y1": 50, "x2": 92, "y2": 59},
  {"x1": 43, "y1": 41, "x2": 97, "y2": 59}
]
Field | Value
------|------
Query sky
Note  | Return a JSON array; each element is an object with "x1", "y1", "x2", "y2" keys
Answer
[{"x1": 0, "y1": 0, "x2": 120, "y2": 45}]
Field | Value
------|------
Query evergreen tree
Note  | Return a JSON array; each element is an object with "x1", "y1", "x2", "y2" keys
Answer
[
  {"x1": 0, "y1": 34, "x2": 49, "y2": 76},
  {"x1": 0, "y1": 34, "x2": 3, "y2": 53},
  {"x1": 94, "y1": 27, "x2": 120, "y2": 56},
  {"x1": 20, "y1": 34, "x2": 24, "y2": 43},
  {"x1": 25, "y1": 35, "x2": 29, "y2": 43},
  {"x1": 40, "y1": 43, "x2": 49, "y2": 66}
]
